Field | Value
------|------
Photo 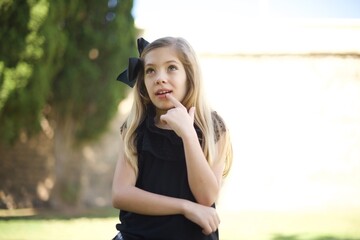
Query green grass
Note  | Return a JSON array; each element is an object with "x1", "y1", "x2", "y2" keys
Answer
[
  {"x1": 218, "y1": 210, "x2": 360, "y2": 240},
  {"x1": 1, "y1": 208, "x2": 360, "y2": 240},
  {"x1": 0, "y1": 207, "x2": 119, "y2": 240},
  {"x1": 0, "y1": 217, "x2": 118, "y2": 240}
]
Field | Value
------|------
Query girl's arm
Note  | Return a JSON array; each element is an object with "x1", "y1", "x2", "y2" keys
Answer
[
  {"x1": 182, "y1": 129, "x2": 225, "y2": 206},
  {"x1": 160, "y1": 94, "x2": 226, "y2": 206},
  {"x1": 111, "y1": 136, "x2": 219, "y2": 235}
]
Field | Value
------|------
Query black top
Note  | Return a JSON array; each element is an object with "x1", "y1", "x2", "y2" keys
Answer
[{"x1": 116, "y1": 107, "x2": 225, "y2": 240}]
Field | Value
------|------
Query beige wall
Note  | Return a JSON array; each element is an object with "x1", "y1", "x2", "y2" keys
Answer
[{"x1": 199, "y1": 55, "x2": 360, "y2": 212}]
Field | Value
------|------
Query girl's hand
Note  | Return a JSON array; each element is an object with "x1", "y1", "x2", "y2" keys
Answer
[
  {"x1": 160, "y1": 94, "x2": 196, "y2": 138},
  {"x1": 182, "y1": 200, "x2": 220, "y2": 235}
]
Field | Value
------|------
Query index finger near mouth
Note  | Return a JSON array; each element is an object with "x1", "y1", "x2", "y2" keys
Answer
[{"x1": 165, "y1": 93, "x2": 183, "y2": 108}]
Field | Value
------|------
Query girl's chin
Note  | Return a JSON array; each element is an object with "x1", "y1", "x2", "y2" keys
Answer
[{"x1": 154, "y1": 104, "x2": 173, "y2": 112}]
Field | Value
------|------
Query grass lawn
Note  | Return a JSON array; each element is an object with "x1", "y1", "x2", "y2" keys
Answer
[
  {"x1": 1, "y1": 208, "x2": 360, "y2": 240},
  {"x1": 218, "y1": 210, "x2": 360, "y2": 240},
  {"x1": 0, "y1": 207, "x2": 119, "y2": 240}
]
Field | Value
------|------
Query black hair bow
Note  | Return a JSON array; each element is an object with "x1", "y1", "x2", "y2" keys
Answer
[{"x1": 116, "y1": 37, "x2": 150, "y2": 88}]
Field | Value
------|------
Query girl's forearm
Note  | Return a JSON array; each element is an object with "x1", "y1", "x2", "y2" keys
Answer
[
  {"x1": 112, "y1": 186, "x2": 188, "y2": 215},
  {"x1": 182, "y1": 129, "x2": 220, "y2": 206}
]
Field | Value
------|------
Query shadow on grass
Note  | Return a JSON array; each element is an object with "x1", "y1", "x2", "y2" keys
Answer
[
  {"x1": 272, "y1": 234, "x2": 360, "y2": 240},
  {"x1": 0, "y1": 206, "x2": 118, "y2": 220}
]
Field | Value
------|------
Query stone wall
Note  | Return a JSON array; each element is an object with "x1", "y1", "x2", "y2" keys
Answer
[
  {"x1": 0, "y1": 98, "x2": 128, "y2": 210},
  {"x1": 0, "y1": 131, "x2": 54, "y2": 209}
]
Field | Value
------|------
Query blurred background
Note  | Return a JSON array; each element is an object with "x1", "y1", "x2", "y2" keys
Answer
[{"x1": 1, "y1": 0, "x2": 360, "y2": 239}]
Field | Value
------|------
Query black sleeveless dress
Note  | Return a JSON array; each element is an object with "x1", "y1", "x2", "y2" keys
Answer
[{"x1": 115, "y1": 107, "x2": 220, "y2": 240}]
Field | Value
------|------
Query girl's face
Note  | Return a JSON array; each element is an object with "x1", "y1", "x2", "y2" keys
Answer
[{"x1": 143, "y1": 46, "x2": 187, "y2": 114}]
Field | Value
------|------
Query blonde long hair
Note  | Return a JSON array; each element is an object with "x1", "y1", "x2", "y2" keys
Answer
[{"x1": 122, "y1": 37, "x2": 232, "y2": 177}]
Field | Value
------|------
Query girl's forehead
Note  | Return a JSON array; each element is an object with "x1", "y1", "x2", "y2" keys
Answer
[{"x1": 144, "y1": 46, "x2": 180, "y2": 64}]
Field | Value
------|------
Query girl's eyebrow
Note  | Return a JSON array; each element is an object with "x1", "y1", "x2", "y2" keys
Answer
[{"x1": 145, "y1": 60, "x2": 180, "y2": 67}]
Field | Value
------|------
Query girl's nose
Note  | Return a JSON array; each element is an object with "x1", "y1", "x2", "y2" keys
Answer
[{"x1": 155, "y1": 72, "x2": 167, "y2": 84}]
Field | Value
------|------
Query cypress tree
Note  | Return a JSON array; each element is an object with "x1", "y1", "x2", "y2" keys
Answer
[
  {"x1": 0, "y1": 0, "x2": 50, "y2": 143},
  {"x1": 0, "y1": 0, "x2": 137, "y2": 208},
  {"x1": 48, "y1": 0, "x2": 137, "y2": 207},
  {"x1": 50, "y1": 0, "x2": 136, "y2": 142}
]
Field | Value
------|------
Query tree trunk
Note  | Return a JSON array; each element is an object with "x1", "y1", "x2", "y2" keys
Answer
[{"x1": 51, "y1": 115, "x2": 85, "y2": 210}]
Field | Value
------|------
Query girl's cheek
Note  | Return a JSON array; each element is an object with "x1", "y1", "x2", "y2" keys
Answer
[{"x1": 144, "y1": 83, "x2": 152, "y2": 98}]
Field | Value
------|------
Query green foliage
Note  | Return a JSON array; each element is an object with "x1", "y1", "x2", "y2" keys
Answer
[
  {"x1": 272, "y1": 235, "x2": 300, "y2": 240},
  {"x1": 0, "y1": 0, "x2": 137, "y2": 144},
  {"x1": 0, "y1": 1, "x2": 30, "y2": 66},
  {"x1": 272, "y1": 234, "x2": 360, "y2": 240},
  {"x1": 0, "y1": 0, "x2": 49, "y2": 142},
  {"x1": 50, "y1": 0, "x2": 136, "y2": 142},
  {"x1": 46, "y1": 0, "x2": 137, "y2": 206}
]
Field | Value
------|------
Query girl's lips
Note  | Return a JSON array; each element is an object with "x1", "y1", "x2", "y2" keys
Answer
[
  {"x1": 155, "y1": 90, "x2": 172, "y2": 100},
  {"x1": 155, "y1": 90, "x2": 172, "y2": 96}
]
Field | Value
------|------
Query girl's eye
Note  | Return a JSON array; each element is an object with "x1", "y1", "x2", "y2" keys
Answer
[
  {"x1": 168, "y1": 65, "x2": 178, "y2": 71},
  {"x1": 145, "y1": 68, "x2": 155, "y2": 74}
]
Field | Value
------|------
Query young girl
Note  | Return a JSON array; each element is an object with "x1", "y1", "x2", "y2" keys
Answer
[{"x1": 112, "y1": 37, "x2": 233, "y2": 240}]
